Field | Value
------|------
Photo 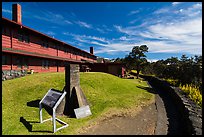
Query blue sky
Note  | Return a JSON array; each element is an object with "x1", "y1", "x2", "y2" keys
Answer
[{"x1": 2, "y1": 2, "x2": 202, "y2": 62}]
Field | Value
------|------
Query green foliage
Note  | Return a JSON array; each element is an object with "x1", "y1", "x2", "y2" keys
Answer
[
  {"x1": 2, "y1": 72, "x2": 154, "y2": 135},
  {"x1": 143, "y1": 54, "x2": 202, "y2": 88},
  {"x1": 166, "y1": 79, "x2": 179, "y2": 87},
  {"x1": 125, "y1": 45, "x2": 149, "y2": 78},
  {"x1": 179, "y1": 84, "x2": 202, "y2": 108}
]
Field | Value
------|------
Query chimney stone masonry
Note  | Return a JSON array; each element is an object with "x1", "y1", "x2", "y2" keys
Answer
[{"x1": 12, "y1": 3, "x2": 22, "y2": 24}]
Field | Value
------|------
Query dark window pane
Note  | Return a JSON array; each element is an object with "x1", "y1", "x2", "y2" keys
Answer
[
  {"x1": 24, "y1": 35, "x2": 30, "y2": 43},
  {"x1": 2, "y1": 26, "x2": 6, "y2": 35},
  {"x1": 23, "y1": 58, "x2": 29, "y2": 69},
  {"x1": 2, "y1": 55, "x2": 7, "y2": 65},
  {"x1": 16, "y1": 57, "x2": 22, "y2": 68},
  {"x1": 46, "y1": 60, "x2": 49, "y2": 69},
  {"x1": 18, "y1": 30, "x2": 24, "y2": 42}
]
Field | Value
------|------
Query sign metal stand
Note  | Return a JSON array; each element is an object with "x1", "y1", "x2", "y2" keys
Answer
[{"x1": 39, "y1": 88, "x2": 68, "y2": 133}]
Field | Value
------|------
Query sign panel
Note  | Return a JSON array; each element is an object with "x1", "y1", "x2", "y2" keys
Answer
[
  {"x1": 74, "y1": 105, "x2": 92, "y2": 119},
  {"x1": 42, "y1": 89, "x2": 62, "y2": 108}
]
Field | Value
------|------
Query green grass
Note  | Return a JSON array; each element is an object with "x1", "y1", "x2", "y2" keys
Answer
[{"x1": 2, "y1": 72, "x2": 154, "y2": 135}]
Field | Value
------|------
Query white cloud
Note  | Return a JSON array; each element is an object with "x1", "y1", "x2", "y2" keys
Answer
[
  {"x1": 34, "y1": 10, "x2": 67, "y2": 25},
  {"x1": 175, "y1": 3, "x2": 202, "y2": 17},
  {"x1": 46, "y1": 31, "x2": 56, "y2": 36},
  {"x1": 64, "y1": 3, "x2": 201, "y2": 57},
  {"x1": 128, "y1": 10, "x2": 140, "y2": 16},
  {"x1": 75, "y1": 21, "x2": 92, "y2": 29},
  {"x1": 129, "y1": 19, "x2": 138, "y2": 24},
  {"x1": 153, "y1": 7, "x2": 169, "y2": 14},
  {"x1": 96, "y1": 28, "x2": 105, "y2": 33},
  {"x1": 33, "y1": 10, "x2": 75, "y2": 26},
  {"x1": 98, "y1": 17, "x2": 201, "y2": 55},
  {"x1": 102, "y1": 25, "x2": 112, "y2": 32},
  {"x1": 172, "y1": 2, "x2": 182, "y2": 6},
  {"x1": 64, "y1": 33, "x2": 109, "y2": 43},
  {"x1": 147, "y1": 59, "x2": 158, "y2": 63},
  {"x1": 114, "y1": 25, "x2": 140, "y2": 36},
  {"x1": 2, "y1": 9, "x2": 12, "y2": 14},
  {"x1": 90, "y1": 41, "x2": 108, "y2": 47},
  {"x1": 65, "y1": 20, "x2": 73, "y2": 24},
  {"x1": 63, "y1": 32, "x2": 110, "y2": 47},
  {"x1": 192, "y1": 3, "x2": 202, "y2": 9},
  {"x1": 147, "y1": 17, "x2": 201, "y2": 41},
  {"x1": 138, "y1": 17, "x2": 202, "y2": 55}
]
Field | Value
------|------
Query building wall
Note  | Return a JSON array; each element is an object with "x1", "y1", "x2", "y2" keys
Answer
[
  {"x1": 2, "y1": 52, "x2": 67, "y2": 73},
  {"x1": 2, "y1": 19, "x2": 97, "y2": 73},
  {"x1": 85, "y1": 63, "x2": 126, "y2": 77},
  {"x1": 108, "y1": 65, "x2": 121, "y2": 77}
]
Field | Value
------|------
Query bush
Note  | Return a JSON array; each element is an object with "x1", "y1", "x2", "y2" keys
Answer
[
  {"x1": 166, "y1": 79, "x2": 179, "y2": 87},
  {"x1": 179, "y1": 84, "x2": 202, "y2": 108}
]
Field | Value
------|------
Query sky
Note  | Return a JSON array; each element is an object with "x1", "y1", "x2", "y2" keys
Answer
[{"x1": 2, "y1": 2, "x2": 202, "y2": 62}]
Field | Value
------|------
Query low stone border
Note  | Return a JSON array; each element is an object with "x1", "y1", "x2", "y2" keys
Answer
[
  {"x1": 2, "y1": 70, "x2": 27, "y2": 81},
  {"x1": 142, "y1": 75, "x2": 202, "y2": 135}
]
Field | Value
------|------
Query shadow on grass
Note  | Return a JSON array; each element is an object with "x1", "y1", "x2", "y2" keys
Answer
[
  {"x1": 27, "y1": 99, "x2": 52, "y2": 115},
  {"x1": 27, "y1": 99, "x2": 41, "y2": 107},
  {"x1": 136, "y1": 85, "x2": 156, "y2": 94},
  {"x1": 20, "y1": 117, "x2": 52, "y2": 133}
]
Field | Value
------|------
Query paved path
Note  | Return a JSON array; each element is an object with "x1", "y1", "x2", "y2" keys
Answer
[
  {"x1": 78, "y1": 101, "x2": 157, "y2": 135},
  {"x1": 77, "y1": 80, "x2": 184, "y2": 135}
]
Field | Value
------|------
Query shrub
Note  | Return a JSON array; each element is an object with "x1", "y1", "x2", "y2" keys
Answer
[{"x1": 179, "y1": 84, "x2": 202, "y2": 108}]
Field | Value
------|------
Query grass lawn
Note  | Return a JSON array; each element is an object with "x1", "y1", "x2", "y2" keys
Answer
[{"x1": 2, "y1": 72, "x2": 154, "y2": 135}]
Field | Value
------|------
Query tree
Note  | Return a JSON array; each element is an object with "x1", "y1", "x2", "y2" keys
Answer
[{"x1": 129, "y1": 45, "x2": 148, "y2": 79}]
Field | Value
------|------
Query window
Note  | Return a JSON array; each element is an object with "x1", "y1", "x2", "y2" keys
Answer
[
  {"x1": 18, "y1": 30, "x2": 24, "y2": 42},
  {"x1": 72, "y1": 50, "x2": 75, "y2": 55},
  {"x1": 2, "y1": 25, "x2": 10, "y2": 35},
  {"x1": 16, "y1": 57, "x2": 28, "y2": 69},
  {"x1": 24, "y1": 34, "x2": 30, "y2": 43},
  {"x1": 64, "y1": 47, "x2": 69, "y2": 54},
  {"x1": 42, "y1": 60, "x2": 49, "y2": 69},
  {"x1": 2, "y1": 55, "x2": 7, "y2": 65},
  {"x1": 41, "y1": 39, "x2": 49, "y2": 48},
  {"x1": 23, "y1": 58, "x2": 29, "y2": 69},
  {"x1": 18, "y1": 30, "x2": 30, "y2": 43},
  {"x1": 53, "y1": 43, "x2": 56, "y2": 49},
  {"x1": 61, "y1": 46, "x2": 64, "y2": 52},
  {"x1": 2, "y1": 26, "x2": 6, "y2": 35}
]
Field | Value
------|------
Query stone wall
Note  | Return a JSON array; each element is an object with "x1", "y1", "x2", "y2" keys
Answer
[
  {"x1": 2, "y1": 70, "x2": 27, "y2": 81},
  {"x1": 60, "y1": 64, "x2": 80, "y2": 117},
  {"x1": 142, "y1": 75, "x2": 202, "y2": 135}
]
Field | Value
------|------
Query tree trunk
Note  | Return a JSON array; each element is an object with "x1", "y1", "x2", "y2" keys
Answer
[{"x1": 136, "y1": 69, "x2": 140, "y2": 79}]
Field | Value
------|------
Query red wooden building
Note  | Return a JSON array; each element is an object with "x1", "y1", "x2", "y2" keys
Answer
[
  {"x1": 2, "y1": 4, "x2": 97, "y2": 74},
  {"x1": 81, "y1": 63, "x2": 126, "y2": 77}
]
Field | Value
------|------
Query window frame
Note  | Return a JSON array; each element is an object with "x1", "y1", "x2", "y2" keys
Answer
[
  {"x1": 17, "y1": 29, "x2": 30, "y2": 43},
  {"x1": 41, "y1": 39, "x2": 49, "y2": 48},
  {"x1": 42, "y1": 60, "x2": 49, "y2": 69},
  {"x1": 2, "y1": 54, "x2": 7, "y2": 65}
]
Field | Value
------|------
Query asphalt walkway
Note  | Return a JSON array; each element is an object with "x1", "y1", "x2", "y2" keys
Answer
[{"x1": 77, "y1": 80, "x2": 184, "y2": 135}]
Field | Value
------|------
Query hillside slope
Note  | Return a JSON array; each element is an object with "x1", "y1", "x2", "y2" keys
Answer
[{"x1": 2, "y1": 72, "x2": 154, "y2": 135}]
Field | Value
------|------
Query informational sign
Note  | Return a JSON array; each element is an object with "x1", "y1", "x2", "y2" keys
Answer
[
  {"x1": 74, "y1": 105, "x2": 92, "y2": 119},
  {"x1": 39, "y1": 88, "x2": 68, "y2": 133},
  {"x1": 41, "y1": 89, "x2": 63, "y2": 108}
]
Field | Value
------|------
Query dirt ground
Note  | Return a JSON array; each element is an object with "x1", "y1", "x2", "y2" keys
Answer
[{"x1": 77, "y1": 101, "x2": 157, "y2": 135}]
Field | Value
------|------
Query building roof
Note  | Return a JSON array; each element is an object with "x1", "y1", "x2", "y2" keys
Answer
[{"x1": 2, "y1": 17, "x2": 96, "y2": 58}]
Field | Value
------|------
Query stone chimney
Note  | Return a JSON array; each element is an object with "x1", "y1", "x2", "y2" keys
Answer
[
  {"x1": 90, "y1": 47, "x2": 94, "y2": 54},
  {"x1": 12, "y1": 3, "x2": 22, "y2": 24}
]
